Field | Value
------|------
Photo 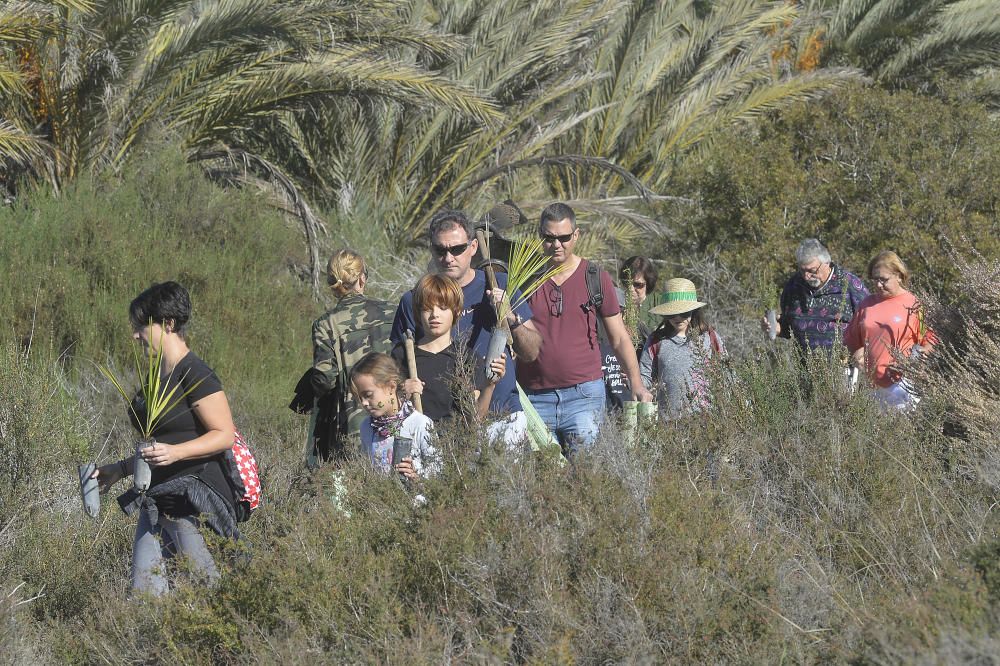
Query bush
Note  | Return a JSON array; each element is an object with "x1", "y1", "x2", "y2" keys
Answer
[
  {"x1": 645, "y1": 84, "x2": 1000, "y2": 353},
  {"x1": 4, "y1": 140, "x2": 1000, "y2": 663}
]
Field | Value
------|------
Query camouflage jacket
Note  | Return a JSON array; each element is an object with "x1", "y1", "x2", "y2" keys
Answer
[{"x1": 310, "y1": 294, "x2": 395, "y2": 397}]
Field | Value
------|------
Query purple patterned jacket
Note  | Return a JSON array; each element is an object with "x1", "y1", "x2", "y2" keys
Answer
[{"x1": 779, "y1": 264, "x2": 869, "y2": 351}]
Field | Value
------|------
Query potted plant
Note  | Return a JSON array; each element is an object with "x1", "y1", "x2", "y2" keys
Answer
[
  {"x1": 99, "y1": 324, "x2": 203, "y2": 492},
  {"x1": 483, "y1": 235, "x2": 566, "y2": 377}
]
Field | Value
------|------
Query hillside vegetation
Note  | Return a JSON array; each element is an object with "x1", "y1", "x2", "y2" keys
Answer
[
  {"x1": 2, "y1": 135, "x2": 1000, "y2": 663},
  {"x1": 2, "y1": 0, "x2": 1000, "y2": 661}
]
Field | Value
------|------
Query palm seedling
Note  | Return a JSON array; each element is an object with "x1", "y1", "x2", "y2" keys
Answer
[
  {"x1": 478, "y1": 231, "x2": 567, "y2": 378},
  {"x1": 99, "y1": 325, "x2": 203, "y2": 491},
  {"x1": 491, "y1": 235, "x2": 567, "y2": 328}
]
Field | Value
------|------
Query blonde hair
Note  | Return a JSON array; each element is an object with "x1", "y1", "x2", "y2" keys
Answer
[
  {"x1": 349, "y1": 352, "x2": 403, "y2": 397},
  {"x1": 326, "y1": 249, "x2": 367, "y2": 298},
  {"x1": 868, "y1": 250, "x2": 911, "y2": 287}
]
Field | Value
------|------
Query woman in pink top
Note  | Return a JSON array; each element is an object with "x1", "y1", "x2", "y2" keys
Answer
[{"x1": 845, "y1": 251, "x2": 934, "y2": 410}]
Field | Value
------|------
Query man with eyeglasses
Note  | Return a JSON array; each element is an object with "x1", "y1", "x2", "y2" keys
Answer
[
  {"x1": 390, "y1": 208, "x2": 542, "y2": 449},
  {"x1": 764, "y1": 238, "x2": 869, "y2": 353},
  {"x1": 516, "y1": 203, "x2": 653, "y2": 455}
]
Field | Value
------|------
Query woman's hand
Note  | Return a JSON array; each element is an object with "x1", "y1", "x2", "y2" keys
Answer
[
  {"x1": 141, "y1": 441, "x2": 183, "y2": 467},
  {"x1": 403, "y1": 378, "x2": 425, "y2": 397},
  {"x1": 92, "y1": 462, "x2": 124, "y2": 494},
  {"x1": 394, "y1": 456, "x2": 418, "y2": 480}
]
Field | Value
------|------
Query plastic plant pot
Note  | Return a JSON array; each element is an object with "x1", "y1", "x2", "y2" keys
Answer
[
  {"x1": 766, "y1": 309, "x2": 778, "y2": 341},
  {"x1": 133, "y1": 439, "x2": 153, "y2": 492},
  {"x1": 622, "y1": 401, "x2": 638, "y2": 446},
  {"x1": 484, "y1": 328, "x2": 509, "y2": 382},
  {"x1": 638, "y1": 400, "x2": 657, "y2": 424},
  {"x1": 78, "y1": 463, "x2": 100, "y2": 518}
]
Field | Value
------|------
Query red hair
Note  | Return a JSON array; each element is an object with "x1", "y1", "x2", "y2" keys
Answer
[{"x1": 413, "y1": 274, "x2": 463, "y2": 321}]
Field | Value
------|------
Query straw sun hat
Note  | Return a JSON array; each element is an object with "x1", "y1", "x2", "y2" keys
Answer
[{"x1": 649, "y1": 278, "x2": 708, "y2": 316}]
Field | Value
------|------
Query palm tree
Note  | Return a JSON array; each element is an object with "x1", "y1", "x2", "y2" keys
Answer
[
  {"x1": 0, "y1": 0, "x2": 93, "y2": 191},
  {"x1": 0, "y1": 0, "x2": 498, "y2": 291},
  {"x1": 304, "y1": 0, "x2": 632, "y2": 246},
  {"x1": 827, "y1": 0, "x2": 1000, "y2": 98},
  {"x1": 305, "y1": 0, "x2": 859, "y2": 256},
  {"x1": 550, "y1": 0, "x2": 861, "y2": 253}
]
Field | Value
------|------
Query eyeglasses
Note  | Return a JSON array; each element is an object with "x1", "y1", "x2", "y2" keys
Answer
[
  {"x1": 631, "y1": 281, "x2": 646, "y2": 290},
  {"x1": 549, "y1": 284, "x2": 563, "y2": 317},
  {"x1": 541, "y1": 232, "x2": 575, "y2": 245},
  {"x1": 799, "y1": 263, "x2": 826, "y2": 276},
  {"x1": 667, "y1": 310, "x2": 693, "y2": 319},
  {"x1": 871, "y1": 275, "x2": 896, "y2": 285},
  {"x1": 431, "y1": 242, "x2": 471, "y2": 257}
]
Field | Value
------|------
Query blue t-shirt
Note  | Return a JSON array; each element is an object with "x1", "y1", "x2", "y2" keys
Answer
[{"x1": 391, "y1": 270, "x2": 531, "y2": 414}]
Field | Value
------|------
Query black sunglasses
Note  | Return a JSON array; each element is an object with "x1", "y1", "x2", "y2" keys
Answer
[
  {"x1": 541, "y1": 232, "x2": 575, "y2": 244},
  {"x1": 631, "y1": 281, "x2": 646, "y2": 290},
  {"x1": 549, "y1": 284, "x2": 563, "y2": 317},
  {"x1": 431, "y1": 242, "x2": 471, "y2": 257}
]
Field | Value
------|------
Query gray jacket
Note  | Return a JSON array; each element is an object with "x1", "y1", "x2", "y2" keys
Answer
[{"x1": 639, "y1": 330, "x2": 723, "y2": 419}]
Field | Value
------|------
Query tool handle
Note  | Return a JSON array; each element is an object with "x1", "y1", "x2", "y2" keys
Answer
[{"x1": 403, "y1": 331, "x2": 423, "y2": 413}]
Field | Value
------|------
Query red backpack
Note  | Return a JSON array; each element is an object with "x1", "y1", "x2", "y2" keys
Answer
[{"x1": 221, "y1": 430, "x2": 261, "y2": 521}]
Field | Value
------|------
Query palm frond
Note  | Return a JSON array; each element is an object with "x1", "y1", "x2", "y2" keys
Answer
[
  {"x1": 880, "y1": 0, "x2": 1000, "y2": 79},
  {"x1": 0, "y1": 120, "x2": 49, "y2": 169}
]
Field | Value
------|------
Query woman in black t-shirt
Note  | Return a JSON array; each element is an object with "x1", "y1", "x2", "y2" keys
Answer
[{"x1": 93, "y1": 282, "x2": 239, "y2": 597}]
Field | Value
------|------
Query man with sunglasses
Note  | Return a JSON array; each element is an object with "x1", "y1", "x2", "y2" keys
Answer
[
  {"x1": 517, "y1": 203, "x2": 653, "y2": 455},
  {"x1": 390, "y1": 209, "x2": 542, "y2": 449},
  {"x1": 765, "y1": 238, "x2": 868, "y2": 353}
]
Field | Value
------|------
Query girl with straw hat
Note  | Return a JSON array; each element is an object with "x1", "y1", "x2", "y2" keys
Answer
[{"x1": 639, "y1": 278, "x2": 724, "y2": 420}]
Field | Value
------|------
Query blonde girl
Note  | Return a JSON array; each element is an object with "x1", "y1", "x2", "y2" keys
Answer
[{"x1": 350, "y1": 352, "x2": 437, "y2": 479}]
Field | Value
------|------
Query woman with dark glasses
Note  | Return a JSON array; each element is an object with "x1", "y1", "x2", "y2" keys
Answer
[{"x1": 619, "y1": 256, "x2": 659, "y2": 349}]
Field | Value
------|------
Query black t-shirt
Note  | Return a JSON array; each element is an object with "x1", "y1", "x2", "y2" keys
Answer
[
  {"x1": 130, "y1": 351, "x2": 235, "y2": 514},
  {"x1": 391, "y1": 342, "x2": 460, "y2": 423}
]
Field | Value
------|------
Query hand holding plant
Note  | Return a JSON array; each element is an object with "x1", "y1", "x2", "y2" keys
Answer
[
  {"x1": 99, "y1": 322, "x2": 204, "y2": 491},
  {"x1": 490, "y1": 236, "x2": 567, "y2": 327}
]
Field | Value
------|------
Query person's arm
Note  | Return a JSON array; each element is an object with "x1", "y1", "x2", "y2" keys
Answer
[
  {"x1": 140, "y1": 391, "x2": 236, "y2": 467},
  {"x1": 489, "y1": 285, "x2": 542, "y2": 361},
  {"x1": 510, "y1": 319, "x2": 541, "y2": 362},
  {"x1": 638, "y1": 337, "x2": 655, "y2": 390},
  {"x1": 310, "y1": 318, "x2": 340, "y2": 396},
  {"x1": 92, "y1": 458, "x2": 130, "y2": 493},
  {"x1": 603, "y1": 312, "x2": 653, "y2": 402}
]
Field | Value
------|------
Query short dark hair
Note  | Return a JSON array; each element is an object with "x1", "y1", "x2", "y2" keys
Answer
[
  {"x1": 129, "y1": 281, "x2": 192, "y2": 334},
  {"x1": 539, "y1": 202, "x2": 576, "y2": 232},
  {"x1": 620, "y1": 256, "x2": 658, "y2": 291},
  {"x1": 428, "y1": 208, "x2": 474, "y2": 243}
]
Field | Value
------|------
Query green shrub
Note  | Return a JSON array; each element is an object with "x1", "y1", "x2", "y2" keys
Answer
[
  {"x1": 648, "y1": 84, "x2": 1000, "y2": 349},
  {"x1": 5, "y1": 137, "x2": 1000, "y2": 663}
]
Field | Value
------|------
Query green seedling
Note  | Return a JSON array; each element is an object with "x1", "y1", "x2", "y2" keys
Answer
[
  {"x1": 490, "y1": 235, "x2": 567, "y2": 325},
  {"x1": 99, "y1": 322, "x2": 204, "y2": 490}
]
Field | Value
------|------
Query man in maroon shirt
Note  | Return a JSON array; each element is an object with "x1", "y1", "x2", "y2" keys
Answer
[{"x1": 517, "y1": 203, "x2": 653, "y2": 454}]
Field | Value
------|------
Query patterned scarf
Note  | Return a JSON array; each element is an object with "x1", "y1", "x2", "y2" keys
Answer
[{"x1": 370, "y1": 400, "x2": 413, "y2": 439}]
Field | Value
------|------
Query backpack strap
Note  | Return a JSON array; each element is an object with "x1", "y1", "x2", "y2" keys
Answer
[
  {"x1": 584, "y1": 260, "x2": 604, "y2": 312},
  {"x1": 584, "y1": 260, "x2": 609, "y2": 346}
]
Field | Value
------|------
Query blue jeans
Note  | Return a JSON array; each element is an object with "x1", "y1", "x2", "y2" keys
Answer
[
  {"x1": 525, "y1": 378, "x2": 606, "y2": 455},
  {"x1": 132, "y1": 507, "x2": 219, "y2": 597}
]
